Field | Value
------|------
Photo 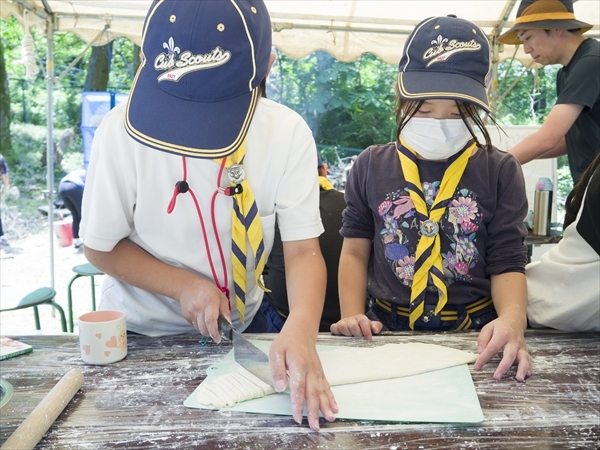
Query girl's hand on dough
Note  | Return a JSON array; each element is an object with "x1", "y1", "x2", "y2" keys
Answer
[{"x1": 330, "y1": 314, "x2": 383, "y2": 340}]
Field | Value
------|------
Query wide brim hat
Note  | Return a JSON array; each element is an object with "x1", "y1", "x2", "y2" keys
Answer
[
  {"x1": 126, "y1": 0, "x2": 272, "y2": 159},
  {"x1": 498, "y1": 0, "x2": 593, "y2": 45},
  {"x1": 398, "y1": 15, "x2": 491, "y2": 113}
]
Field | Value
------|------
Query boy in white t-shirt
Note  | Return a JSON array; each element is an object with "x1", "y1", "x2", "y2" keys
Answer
[{"x1": 80, "y1": 0, "x2": 337, "y2": 430}]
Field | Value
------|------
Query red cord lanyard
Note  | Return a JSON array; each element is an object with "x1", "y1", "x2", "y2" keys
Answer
[{"x1": 166, "y1": 156, "x2": 231, "y2": 303}]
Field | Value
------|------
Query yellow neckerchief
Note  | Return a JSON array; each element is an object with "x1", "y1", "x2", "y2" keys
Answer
[
  {"x1": 220, "y1": 139, "x2": 267, "y2": 324},
  {"x1": 319, "y1": 176, "x2": 335, "y2": 191},
  {"x1": 396, "y1": 137, "x2": 476, "y2": 329}
]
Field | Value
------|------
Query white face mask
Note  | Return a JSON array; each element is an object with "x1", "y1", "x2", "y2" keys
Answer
[{"x1": 400, "y1": 117, "x2": 472, "y2": 161}]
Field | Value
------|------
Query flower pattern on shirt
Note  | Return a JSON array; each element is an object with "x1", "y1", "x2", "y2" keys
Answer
[{"x1": 377, "y1": 185, "x2": 482, "y2": 286}]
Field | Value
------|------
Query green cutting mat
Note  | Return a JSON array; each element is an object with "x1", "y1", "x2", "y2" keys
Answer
[{"x1": 184, "y1": 342, "x2": 484, "y2": 424}]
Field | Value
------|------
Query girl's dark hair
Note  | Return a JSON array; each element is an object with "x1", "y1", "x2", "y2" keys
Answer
[
  {"x1": 260, "y1": 78, "x2": 267, "y2": 98},
  {"x1": 393, "y1": 94, "x2": 498, "y2": 151},
  {"x1": 563, "y1": 150, "x2": 600, "y2": 229}
]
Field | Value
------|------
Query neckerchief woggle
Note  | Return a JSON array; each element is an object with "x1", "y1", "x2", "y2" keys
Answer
[{"x1": 396, "y1": 137, "x2": 476, "y2": 329}]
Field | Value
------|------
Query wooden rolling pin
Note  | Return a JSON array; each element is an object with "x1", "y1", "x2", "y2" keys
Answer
[{"x1": 1, "y1": 369, "x2": 84, "y2": 450}]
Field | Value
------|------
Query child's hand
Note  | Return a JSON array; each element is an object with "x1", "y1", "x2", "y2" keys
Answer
[
  {"x1": 269, "y1": 324, "x2": 338, "y2": 431},
  {"x1": 474, "y1": 317, "x2": 532, "y2": 382},
  {"x1": 330, "y1": 314, "x2": 383, "y2": 340},
  {"x1": 178, "y1": 278, "x2": 231, "y2": 343}
]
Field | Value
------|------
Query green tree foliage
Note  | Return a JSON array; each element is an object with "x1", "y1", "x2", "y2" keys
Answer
[
  {"x1": 268, "y1": 50, "x2": 396, "y2": 161},
  {"x1": 1, "y1": 15, "x2": 575, "y2": 204},
  {"x1": 2, "y1": 16, "x2": 136, "y2": 129},
  {"x1": 85, "y1": 43, "x2": 112, "y2": 92},
  {"x1": 1, "y1": 16, "x2": 136, "y2": 198},
  {"x1": 0, "y1": 36, "x2": 12, "y2": 161},
  {"x1": 496, "y1": 59, "x2": 559, "y2": 125}
]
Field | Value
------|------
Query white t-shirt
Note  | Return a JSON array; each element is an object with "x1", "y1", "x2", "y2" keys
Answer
[{"x1": 81, "y1": 99, "x2": 323, "y2": 336}]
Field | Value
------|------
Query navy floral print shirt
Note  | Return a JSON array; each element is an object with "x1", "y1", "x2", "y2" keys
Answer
[{"x1": 341, "y1": 143, "x2": 528, "y2": 307}]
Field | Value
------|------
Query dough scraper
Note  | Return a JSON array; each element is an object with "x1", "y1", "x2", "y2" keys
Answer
[{"x1": 218, "y1": 314, "x2": 274, "y2": 387}]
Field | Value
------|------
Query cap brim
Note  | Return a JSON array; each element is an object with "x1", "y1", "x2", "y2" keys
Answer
[
  {"x1": 498, "y1": 20, "x2": 593, "y2": 45},
  {"x1": 125, "y1": 63, "x2": 259, "y2": 159},
  {"x1": 398, "y1": 71, "x2": 490, "y2": 113}
]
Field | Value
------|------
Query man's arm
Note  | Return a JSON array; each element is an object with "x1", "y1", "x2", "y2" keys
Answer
[
  {"x1": 84, "y1": 240, "x2": 230, "y2": 340},
  {"x1": 268, "y1": 237, "x2": 337, "y2": 430},
  {"x1": 536, "y1": 137, "x2": 567, "y2": 159},
  {"x1": 508, "y1": 103, "x2": 583, "y2": 164}
]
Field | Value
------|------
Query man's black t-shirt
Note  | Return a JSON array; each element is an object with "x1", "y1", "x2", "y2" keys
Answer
[{"x1": 556, "y1": 38, "x2": 600, "y2": 183}]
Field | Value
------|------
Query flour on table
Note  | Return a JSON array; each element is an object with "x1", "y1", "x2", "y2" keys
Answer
[{"x1": 196, "y1": 342, "x2": 477, "y2": 409}]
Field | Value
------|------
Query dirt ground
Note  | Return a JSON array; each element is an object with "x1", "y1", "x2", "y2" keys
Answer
[{"x1": 1, "y1": 229, "x2": 104, "y2": 335}]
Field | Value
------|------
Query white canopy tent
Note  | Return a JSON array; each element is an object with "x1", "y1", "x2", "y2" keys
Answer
[
  {"x1": 3, "y1": 1, "x2": 599, "y2": 63},
  {"x1": 1, "y1": 0, "x2": 599, "y2": 285}
]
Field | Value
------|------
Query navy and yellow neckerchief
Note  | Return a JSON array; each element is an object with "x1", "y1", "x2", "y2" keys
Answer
[
  {"x1": 220, "y1": 140, "x2": 267, "y2": 324},
  {"x1": 396, "y1": 138, "x2": 476, "y2": 329},
  {"x1": 319, "y1": 176, "x2": 335, "y2": 191}
]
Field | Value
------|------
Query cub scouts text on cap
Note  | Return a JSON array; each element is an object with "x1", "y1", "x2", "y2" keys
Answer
[
  {"x1": 397, "y1": 15, "x2": 491, "y2": 113},
  {"x1": 126, "y1": 0, "x2": 272, "y2": 159}
]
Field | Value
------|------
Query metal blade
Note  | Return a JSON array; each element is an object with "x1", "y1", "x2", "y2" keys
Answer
[
  {"x1": 232, "y1": 330, "x2": 273, "y2": 387},
  {"x1": 217, "y1": 314, "x2": 233, "y2": 342}
]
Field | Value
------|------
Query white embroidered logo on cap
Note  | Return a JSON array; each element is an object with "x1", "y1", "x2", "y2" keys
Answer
[
  {"x1": 423, "y1": 35, "x2": 481, "y2": 68},
  {"x1": 154, "y1": 37, "x2": 231, "y2": 82}
]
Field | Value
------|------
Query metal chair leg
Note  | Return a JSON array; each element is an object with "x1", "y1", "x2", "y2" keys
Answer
[
  {"x1": 50, "y1": 301, "x2": 68, "y2": 332},
  {"x1": 67, "y1": 274, "x2": 82, "y2": 333},
  {"x1": 33, "y1": 306, "x2": 41, "y2": 330},
  {"x1": 67, "y1": 264, "x2": 103, "y2": 332},
  {"x1": 90, "y1": 276, "x2": 97, "y2": 311}
]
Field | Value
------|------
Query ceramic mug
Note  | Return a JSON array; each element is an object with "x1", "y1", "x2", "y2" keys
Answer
[{"x1": 79, "y1": 310, "x2": 127, "y2": 364}]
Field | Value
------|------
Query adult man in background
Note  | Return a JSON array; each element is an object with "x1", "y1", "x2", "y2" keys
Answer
[
  {"x1": 262, "y1": 153, "x2": 346, "y2": 332},
  {"x1": 499, "y1": 0, "x2": 599, "y2": 183},
  {"x1": 58, "y1": 168, "x2": 86, "y2": 250}
]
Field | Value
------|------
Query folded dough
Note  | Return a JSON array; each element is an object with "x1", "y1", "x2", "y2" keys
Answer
[
  {"x1": 197, "y1": 368, "x2": 275, "y2": 408},
  {"x1": 196, "y1": 342, "x2": 477, "y2": 409}
]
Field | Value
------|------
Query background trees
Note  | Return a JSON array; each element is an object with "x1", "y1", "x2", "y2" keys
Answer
[
  {"x1": 0, "y1": 15, "x2": 571, "y2": 218},
  {"x1": 0, "y1": 37, "x2": 11, "y2": 158}
]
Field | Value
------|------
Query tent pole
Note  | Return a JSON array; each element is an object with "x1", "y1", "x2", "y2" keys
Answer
[
  {"x1": 45, "y1": 14, "x2": 55, "y2": 288},
  {"x1": 489, "y1": 0, "x2": 518, "y2": 117},
  {"x1": 490, "y1": 39, "x2": 500, "y2": 118}
]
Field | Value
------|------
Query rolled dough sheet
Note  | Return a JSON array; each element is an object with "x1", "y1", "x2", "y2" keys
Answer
[{"x1": 193, "y1": 341, "x2": 478, "y2": 409}]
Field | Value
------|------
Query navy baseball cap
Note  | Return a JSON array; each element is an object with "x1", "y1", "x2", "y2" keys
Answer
[
  {"x1": 397, "y1": 15, "x2": 491, "y2": 113},
  {"x1": 126, "y1": 0, "x2": 272, "y2": 159}
]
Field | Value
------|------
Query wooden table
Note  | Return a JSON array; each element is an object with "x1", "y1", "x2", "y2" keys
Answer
[{"x1": 1, "y1": 331, "x2": 598, "y2": 449}]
